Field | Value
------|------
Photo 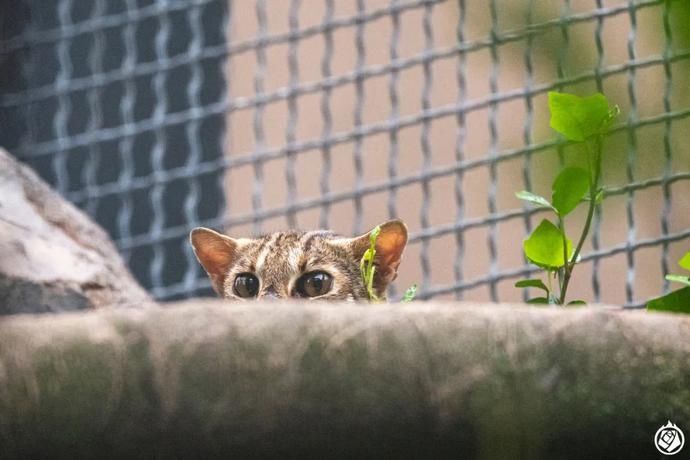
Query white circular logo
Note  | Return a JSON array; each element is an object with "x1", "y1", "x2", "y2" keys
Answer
[{"x1": 655, "y1": 421, "x2": 685, "y2": 456}]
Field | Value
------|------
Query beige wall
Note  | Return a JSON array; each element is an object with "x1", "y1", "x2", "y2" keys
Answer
[{"x1": 223, "y1": 0, "x2": 690, "y2": 305}]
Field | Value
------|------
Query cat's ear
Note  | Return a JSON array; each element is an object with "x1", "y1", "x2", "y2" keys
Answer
[
  {"x1": 190, "y1": 227, "x2": 238, "y2": 295},
  {"x1": 352, "y1": 219, "x2": 408, "y2": 294}
]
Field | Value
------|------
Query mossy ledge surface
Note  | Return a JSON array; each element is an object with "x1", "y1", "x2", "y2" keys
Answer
[{"x1": 1, "y1": 301, "x2": 688, "y2": 459}]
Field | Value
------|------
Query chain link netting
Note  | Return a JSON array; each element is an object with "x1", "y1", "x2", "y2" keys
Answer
[{"x1": 1, "y1": 0, "x2": 688, "y2": 306}]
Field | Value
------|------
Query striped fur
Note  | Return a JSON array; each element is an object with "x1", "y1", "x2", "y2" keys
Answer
[{"x1": 190, "y1": 220, "x2": 407, "y2": 302}]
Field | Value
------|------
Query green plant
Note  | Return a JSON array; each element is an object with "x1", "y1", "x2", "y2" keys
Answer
[
  {"x1": 360, "y1": 225, "x2": 381, "y2": 301},
  {"x1": 647, "y1": 252, "x2": 690, "y2": 313},
  {"x1": 360, "y1": 225, "x2": 417, "y2": 302},
  {"x1": 401, "y1": 284, "x2": 417, "y2": 303},
  {"x1": 515, "y1": 92, "x2": 619, "y2": 305}
]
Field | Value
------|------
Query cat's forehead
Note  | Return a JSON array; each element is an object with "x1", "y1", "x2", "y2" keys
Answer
[
  {"x1": 235, "y1": 230, "x2": 345, "y2": 272},
  {"x1": 252, "y1": 230, "x2": 338, "y2": 252}
]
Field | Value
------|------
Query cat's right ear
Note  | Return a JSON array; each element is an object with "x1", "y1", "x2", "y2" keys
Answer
[
  {"x1": 190, "y1": 227, "x2": 238, "y2": 295},
  {"x1": 350, "y1": 219, "x2": 408, "y2": 296}
]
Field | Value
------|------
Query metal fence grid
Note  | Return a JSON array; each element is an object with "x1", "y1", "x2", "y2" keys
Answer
[{"x1": 1, "y1": 0, "x2": 689, "y2": 306}]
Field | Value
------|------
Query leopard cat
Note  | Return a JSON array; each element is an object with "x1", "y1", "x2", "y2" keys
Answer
[{"x1": 190, "y1": 219, "x2": 407, "y2": 301}]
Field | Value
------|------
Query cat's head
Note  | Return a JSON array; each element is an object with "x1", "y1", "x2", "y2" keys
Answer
[{"x1": 190, "y1": 220, "x2": 407, "y2": 301}]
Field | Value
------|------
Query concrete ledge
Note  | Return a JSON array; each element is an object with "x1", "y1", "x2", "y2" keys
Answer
[{"x1": 1, "y1": 301, "x2": 688, "y2": 458}]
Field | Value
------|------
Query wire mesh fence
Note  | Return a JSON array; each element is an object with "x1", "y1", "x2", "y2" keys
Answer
[{"x1": 1, "y1": 0, "x2": 689, "y2": 306}]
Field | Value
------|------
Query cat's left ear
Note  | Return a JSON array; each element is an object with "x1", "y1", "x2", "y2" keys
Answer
[
  {"x1": 352, "y1": 219, "x2": 408, "y2": 292},
  {"x1": 190, "y1": 227, "x2": 239, "y2": 295}
]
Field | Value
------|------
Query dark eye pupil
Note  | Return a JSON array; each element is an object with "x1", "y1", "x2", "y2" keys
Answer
[
  {"x1": 299, "y1": 272, "x2": 333, "y2": 297},
  {"x1": 234, "y1": 273, "x2": 259, "y2": 298}
]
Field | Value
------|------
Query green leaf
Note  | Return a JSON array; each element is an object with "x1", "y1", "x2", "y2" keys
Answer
[
  {"x1": 516, "y1": 191, "x2": 555, "y2": 211},
  {"x1": 360, "y1": 225, "x2": 381, "y2": 302},
  {"x1": 401, "y1": 284, "x2": 417, "y2": 302},
  {"x1": 647, "y1": 286, "x2": 690, "y2": 314},
  {"x1": 369, "y1": 225, "x2": 381, "y2": 247},
  {"x1": 515, "y1": 279, "x2": 549, "y2": 294},
  {"x1": 678, "y1": 252, "x2": 690, "y2": 271},
  {"x1": 548, "y1": 92, "x2": 614, "y2": 141},
  {"x1": 567, "y1": 300, "x2": 587, "y2": 306},
  {"x1": 665, "y1": 275, "x2": 690, "y2": 287},
  {"x1": 552, "y1": 167, "x2": 590, "y2": 217},
  {"x1": 523, "y1": 219, "x2": 573, "y2": 269},
  {"x1": 527, "y1": 297, "x2": 550, "y2": 305}
]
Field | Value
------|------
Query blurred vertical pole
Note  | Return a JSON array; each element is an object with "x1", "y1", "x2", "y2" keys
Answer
[
  {"x1": 149, "y1": 0, "x2": 171, "y2": 296},
  {"x1": 285, "y1": 0, "x2": 301, "y2": 229},
  {"x1": 555, "y1": 0, "x2": 571, "y2": 168},
  {"x1": 319, "y1": 0, "x2": 334, "y2": 230},
  {"x1": 83, "y1": 0, "x2": 106, "y2": 218},
  {"x1": 486, "y1": 0, "x2": 500, "y2": 301},
  {"x1": 352, "y1": 0, "x2": 366, "y2": 236},
  {"x1": 519, "y1": 0, "x2": 535, "y2": 303},
  {"x1": 116, "y1": 0, "x2": 138, "y2": 271},
  {"x1": 181, "y1": 0, "x2": 205, "y2": 296},
  {"x1": 590, "y1": 0, "x2": 606, "y2": 303},
  {"x1": 552, "y1": 0, "x2": 569, "y2": 301},
  {"x1": 252, "y1": 0, "x2": 268, "y2": 235},
  {"x1": 224, "y1": 0, "x2": 235, "y2": 236},
  {"x1": 624, "y1": 0, "x2": 638, "y2": 305},
  {"x1": 387, "y1": 0, "x2": 400, "y2": 222},
  {"x1": 387, "y1": 0, "x2": 401, "y2": 299},
  {"x1": 419, "y1": 1, "x2": 433, "y2": 296},
  {"x1": 552, "y1": 0, "x2": 569, "y2": 292},
  {"x1": 659, "y1": 0, "x2": 675, "y2": 294},
  {"x1": 52, "y1": 0, "x2": 73, "y2": 197},
  {"x1": 453, "y1": 0, "x2": 467, "y2": 300}
]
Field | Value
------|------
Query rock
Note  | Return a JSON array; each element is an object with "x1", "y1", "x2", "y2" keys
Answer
[{"x1": 0, "y1": 148, "x2": 151, "y2": 314}]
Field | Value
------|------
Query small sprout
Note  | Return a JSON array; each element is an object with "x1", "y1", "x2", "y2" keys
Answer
[
  {"x1": 604, "y1": 105, "x2": 621, "y2": 131},
  {"x1": 360, "y1": 225, "x2": 381, "y2": 302},
  {"x1": 360, "y1": 225, "x2": 417, "y2": 303},
  {"x1": 401, "y1": 284, "x2": 417, "y2": 302}
]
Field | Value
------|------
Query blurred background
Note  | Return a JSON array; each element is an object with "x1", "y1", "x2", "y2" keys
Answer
[{"x1": 1, "y1": 0, "x2": 688, "y2": 306}]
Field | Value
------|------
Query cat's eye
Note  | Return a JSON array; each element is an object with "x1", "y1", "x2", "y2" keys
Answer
[
  {"x1": 233, "y1": 273, "x2": 259, "y2": 298},
  {"x1": 296, "y1": 271, "x2": 333, "y2": 298}
]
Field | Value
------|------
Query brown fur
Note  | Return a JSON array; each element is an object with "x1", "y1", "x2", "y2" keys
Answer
[{"x1": 190, "y1": 220, "x2": 408, "y2": 301}]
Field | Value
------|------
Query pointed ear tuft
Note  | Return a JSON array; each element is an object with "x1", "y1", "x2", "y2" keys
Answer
[{"x1": 190, "y1": 227, "x2": 238, "y2": 295}]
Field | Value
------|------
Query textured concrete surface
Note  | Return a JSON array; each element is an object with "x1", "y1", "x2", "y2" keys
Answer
[{"x1": 0, "y1": 301, "x2": 688, "y2": 458}]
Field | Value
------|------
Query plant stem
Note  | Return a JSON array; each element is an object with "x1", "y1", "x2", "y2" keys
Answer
[
  {"x1": 547, "y1": 270, "x2": 554, "y2": 295},
  {"x1": 558, "y1": 137, "x2": 602, "y2": 305},
  {"x1": 558, "y1": 215, "x2": 568, "y2": 304}
]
